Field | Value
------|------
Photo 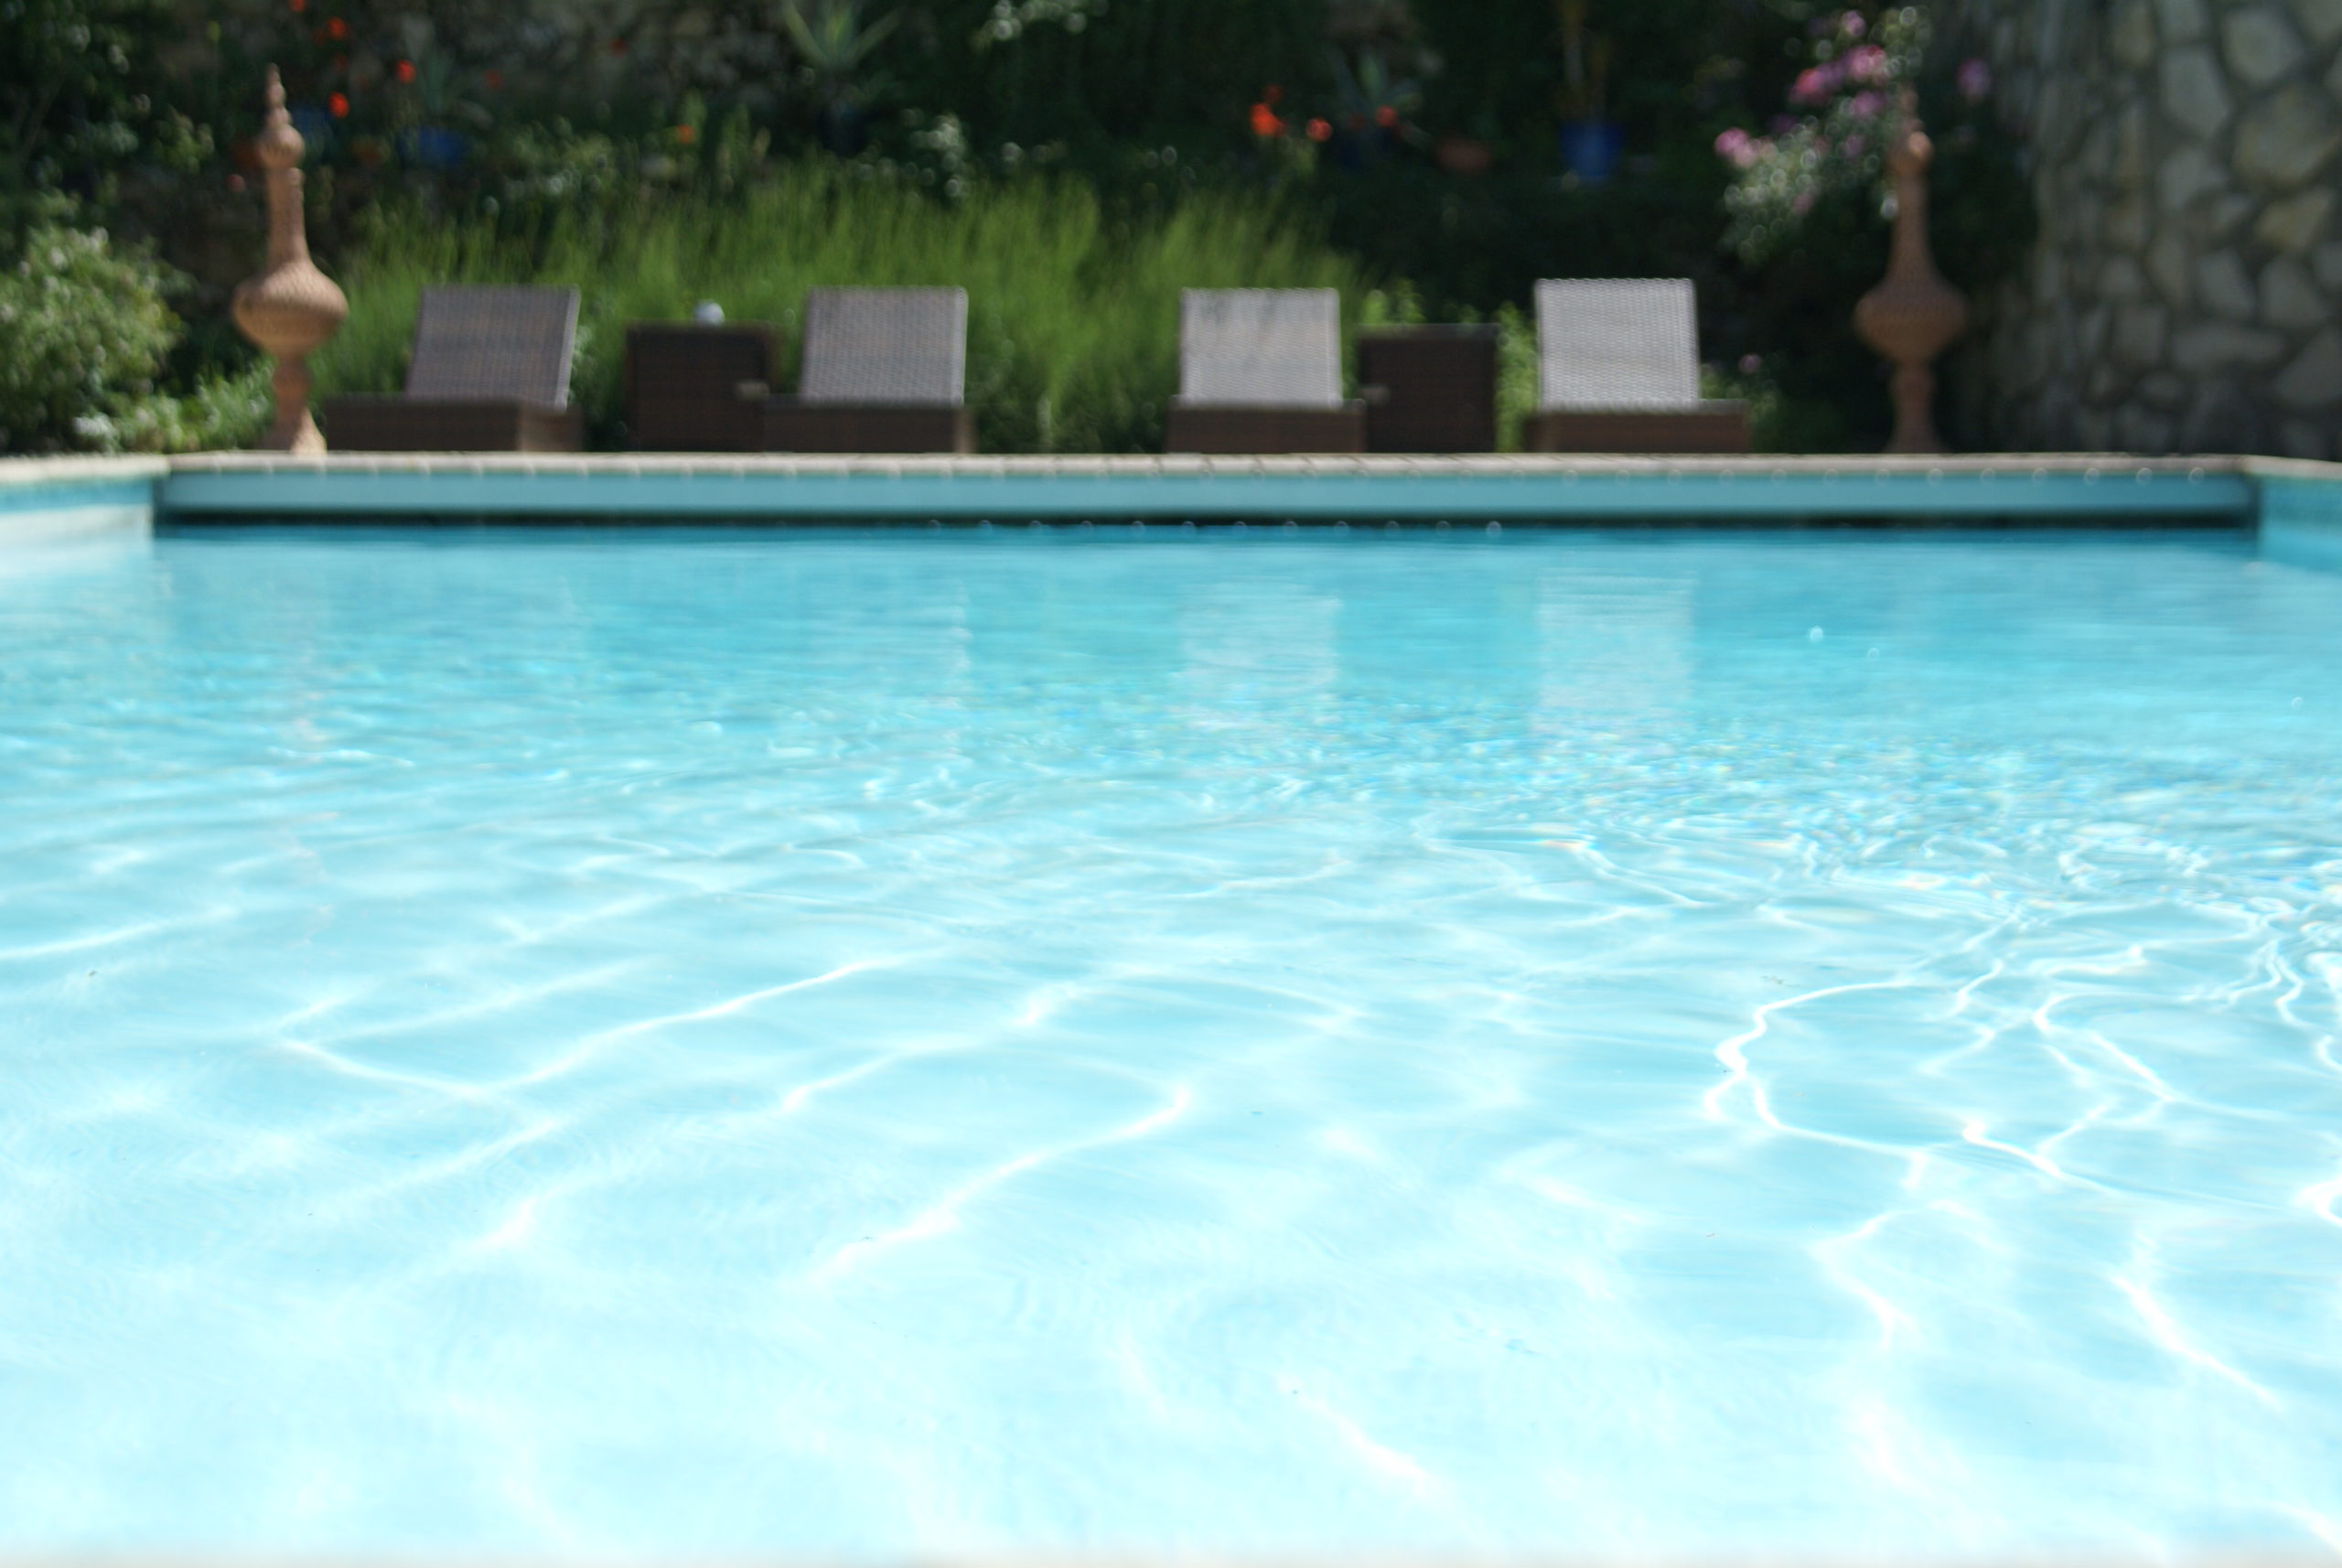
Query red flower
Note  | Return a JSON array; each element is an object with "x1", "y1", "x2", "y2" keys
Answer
[
  {"x1": 328, "y1": 91, "x2": 349, "y2": 117},
  {"x1": 287, "y1": 0, "x2": 304, "y2": 12},
  {"x1": 483, "y1": 69, "x2": 504, "y2": 88},
  {"x1": 1249, "y1": 102, "x2": 1285, "y2": 137},
  {"x1": 673, "y1": 124, "x2": 697, "y2": 145},
  {"x1": 1374, "y1": 103, "x2": 1399, "y2": 128},
  {"x1": 1306, "y1": 117, "x2": 1332, "y2": 141},
  {"x1": 394, "y1": 59, "x2": 416, "y2": 82},
  {"x1": 326, "y1": 16, "x2": 348, "y2": 38}
]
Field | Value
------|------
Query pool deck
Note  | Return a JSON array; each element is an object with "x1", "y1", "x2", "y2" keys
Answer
[{"x1": 5, "y1": 451, "x2": 2341, "y2": 548}]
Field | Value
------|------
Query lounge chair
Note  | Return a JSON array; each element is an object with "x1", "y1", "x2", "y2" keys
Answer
[
  {"x1": 1522, "y1": 279, "x2": 1748, "y2": 454},
  {"x1": 324, "y1": 285, "x2": 585, "y2": 452},
  {"x1": 1163, "y1": 288, "x2": 1366, "y2": 454},
  {"x1": 1359, "y1": 324, "x2": 1499, "y2": 453},
  {"x1": 764, "y1": 286, "x2": 973, "y2": 454},
  {"x1": 626, "y1": 321, "x2": 776, "y2": 452}
]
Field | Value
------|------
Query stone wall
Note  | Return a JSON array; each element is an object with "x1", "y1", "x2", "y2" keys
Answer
[{"x1": 1945, "y1": 0, "x2": 2341, "y2": 456}]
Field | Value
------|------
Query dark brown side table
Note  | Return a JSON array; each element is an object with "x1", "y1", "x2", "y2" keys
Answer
[
  {"x1": 1358, "y1": 325, "x2": 1500, "y2": 453},
  {"x1": 624, "y1": 323, "x2": 777, "y2": 452}
]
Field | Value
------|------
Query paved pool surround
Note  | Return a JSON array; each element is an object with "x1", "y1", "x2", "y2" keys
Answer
[{"x1": 4, "y1": 452, "x2": 2340, "y2": 553}]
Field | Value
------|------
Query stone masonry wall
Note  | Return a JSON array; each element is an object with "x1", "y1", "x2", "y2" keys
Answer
[{"x1": 1944, "y1": 0, "x2": 2341, "y2": 456}]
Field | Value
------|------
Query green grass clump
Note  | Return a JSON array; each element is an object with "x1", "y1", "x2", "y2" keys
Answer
[{"x1": 315, "y1": 167, "x2": 1371, "y2": 454}]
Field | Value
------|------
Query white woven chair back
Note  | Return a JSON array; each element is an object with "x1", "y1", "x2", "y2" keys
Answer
[
  {"x1": 798, "y1": 287, "x2": 968, "y2": 405},
  {"x1": 1534, "y1": 278, "x2": 1703, "y2": 410},
  {"x1": 1178, "y1": 288, "x2": 1344, "y2": 408},
  {"x1": 405, "y1": 285, "x2": 579, "y2": 405}
]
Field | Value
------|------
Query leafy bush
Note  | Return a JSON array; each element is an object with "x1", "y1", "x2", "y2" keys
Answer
[
  {"x1": 0, "y1": 223, "x2": 269, "y2": 453},
  {"x1": 0, "y1": 0, "x2": 201, "y2": 199},
  {"x1": 0, "y1": 224, "x2": 176, "y2": 450},
  {"x1": 315, "y1": 163, "x2": 1369, "y2": 453},
  {"x1": 1710, "y1": 6, "x2": 2035, "y2": 451}
]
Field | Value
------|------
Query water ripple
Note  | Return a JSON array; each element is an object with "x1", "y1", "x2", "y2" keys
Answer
[{"x1": 2, "y1": 530, "x2": 2340, "y2": 1553}]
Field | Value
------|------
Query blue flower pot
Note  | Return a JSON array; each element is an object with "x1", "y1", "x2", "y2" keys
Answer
[
  {"x1": 401, "y1": 126, "x2": 469, "y2": 169},
  {"x1": 289, "y1": 106, "x2": 335, "y2": 155},
  {"x1": 1559, "y1": 119, "x2": 1625, "y2": 184}
]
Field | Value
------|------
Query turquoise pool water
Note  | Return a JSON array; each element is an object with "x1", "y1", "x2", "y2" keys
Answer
[{"x1": 2, "y1": 526, "x2": 2338, "y2": 1553}]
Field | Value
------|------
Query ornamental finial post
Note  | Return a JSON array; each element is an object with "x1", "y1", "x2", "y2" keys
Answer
[
  {"x1": 1853, "y1": 91, "x2": 1970, "y2": 455},
  {"x1": 231, "y1": 66, "x2": 349, "y2": 453}
]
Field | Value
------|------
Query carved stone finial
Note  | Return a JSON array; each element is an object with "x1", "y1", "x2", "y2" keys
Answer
[
  {"x1": 231, "y1": 66, "x2": 349, "y2": 453},
  {"x1": 1853, "y1": 91, "x2": 1970, "y2": 455}
]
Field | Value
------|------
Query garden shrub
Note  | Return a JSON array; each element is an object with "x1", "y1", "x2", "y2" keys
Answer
[
  {"x1": 0, "y1": 224, "x2": 177, "y2": 451},
  {"x1": 0, "y1": 223, "x2": 270, "y2": 453}
]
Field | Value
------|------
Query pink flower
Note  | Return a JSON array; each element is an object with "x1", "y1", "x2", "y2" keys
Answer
[
  {"x1": 1849, "y1": 90, "x2": 1886, "y2": 118},
  {"x1": 1840, "y1": 10, "x2": 1865, "y2": 36},
  {"x1": 1792, "y1": 191, "x2": 1815, "y2": 215},
  {"x1": 1846, "y1": 45, "x2": 1889, "y2": 83},
  {"x1": 1790, "y1": 68, "x2": 1830, "y2": 105},
  {"x1": 1714, "y1": 126, "x2": 1756, "y2": 166},
  {"x1": 1738, "y1": 353, "x2": 1763, "y2": 375},
  {"x1": 1957, "y1": 57, "x2": 1993, "y2": 102}
]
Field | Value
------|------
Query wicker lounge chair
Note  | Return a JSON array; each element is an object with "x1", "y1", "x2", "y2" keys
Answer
[
  {"x1": 763, "y1": 286, "x2": 973, "y2": 454},
  {"x1": 324, "y1": 285, "x2": 585, "y2": 452},
  {"x1": 1521, "y1": 279, "x2": 1748, "y2": 454},
  {"x1": 626, "y1": 322, "x2": 776, "y2": 452},
  {"x1": 1359, "y1": 324, "x2": 1499, "y2": 453},
  {"x1": 1164, "y1": 288, "x2": 1366, "y2": 454}
]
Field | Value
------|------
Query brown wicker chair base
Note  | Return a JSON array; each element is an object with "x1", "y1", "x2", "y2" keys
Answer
[
  {"x1": 1522, "y1": 406, "x2": 1750, "y2": 455},
  {"x1": 763, "y1": 402, "x2": 974, "y2": 454},
  {"x1": 1359, "y1": 328, "x2": 1498, "y2": 453},
  {"x1": 1164, "y1": 403, "x2": 1368, "y2": 454},
  {"x1": 323, "y1": 398, "x2": 585, "y2": 453},
  {"x1": 626, "y1": 324, "x2": 774, "y2": 452}
]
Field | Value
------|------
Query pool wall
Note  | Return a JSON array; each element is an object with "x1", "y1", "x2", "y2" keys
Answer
[
  {"x1": 0, "y1": 456, "x2": 165, "y2": 544},
  {"x1": 2255, "y1": 458, "x2": 2342, "y2": 572},
  {"x1": 2, "y1": 452, "x2": 2339, "y2": 542},
  {"x1": 157, "y1": 451, "x2": 2261, "y2": 525}
]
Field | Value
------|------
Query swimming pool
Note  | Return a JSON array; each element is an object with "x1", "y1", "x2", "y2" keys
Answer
[{"x1": 3, "y1": 526, "x2": 2338, "y2": 1553}]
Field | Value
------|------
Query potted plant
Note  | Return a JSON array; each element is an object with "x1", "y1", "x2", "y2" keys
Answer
[
  {"x1": 781, "y1": 0, "x2": 898, "y2": 156},
  {"x1": 395, "y1": 54, "x2": 490, "y2": 170},
  {"x1": 1554, "y1": 0, "x2": 1620, "y2": 183},
  {"x1": 1329, "y1": 48, "x2": 1422, "y2": 169}
]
